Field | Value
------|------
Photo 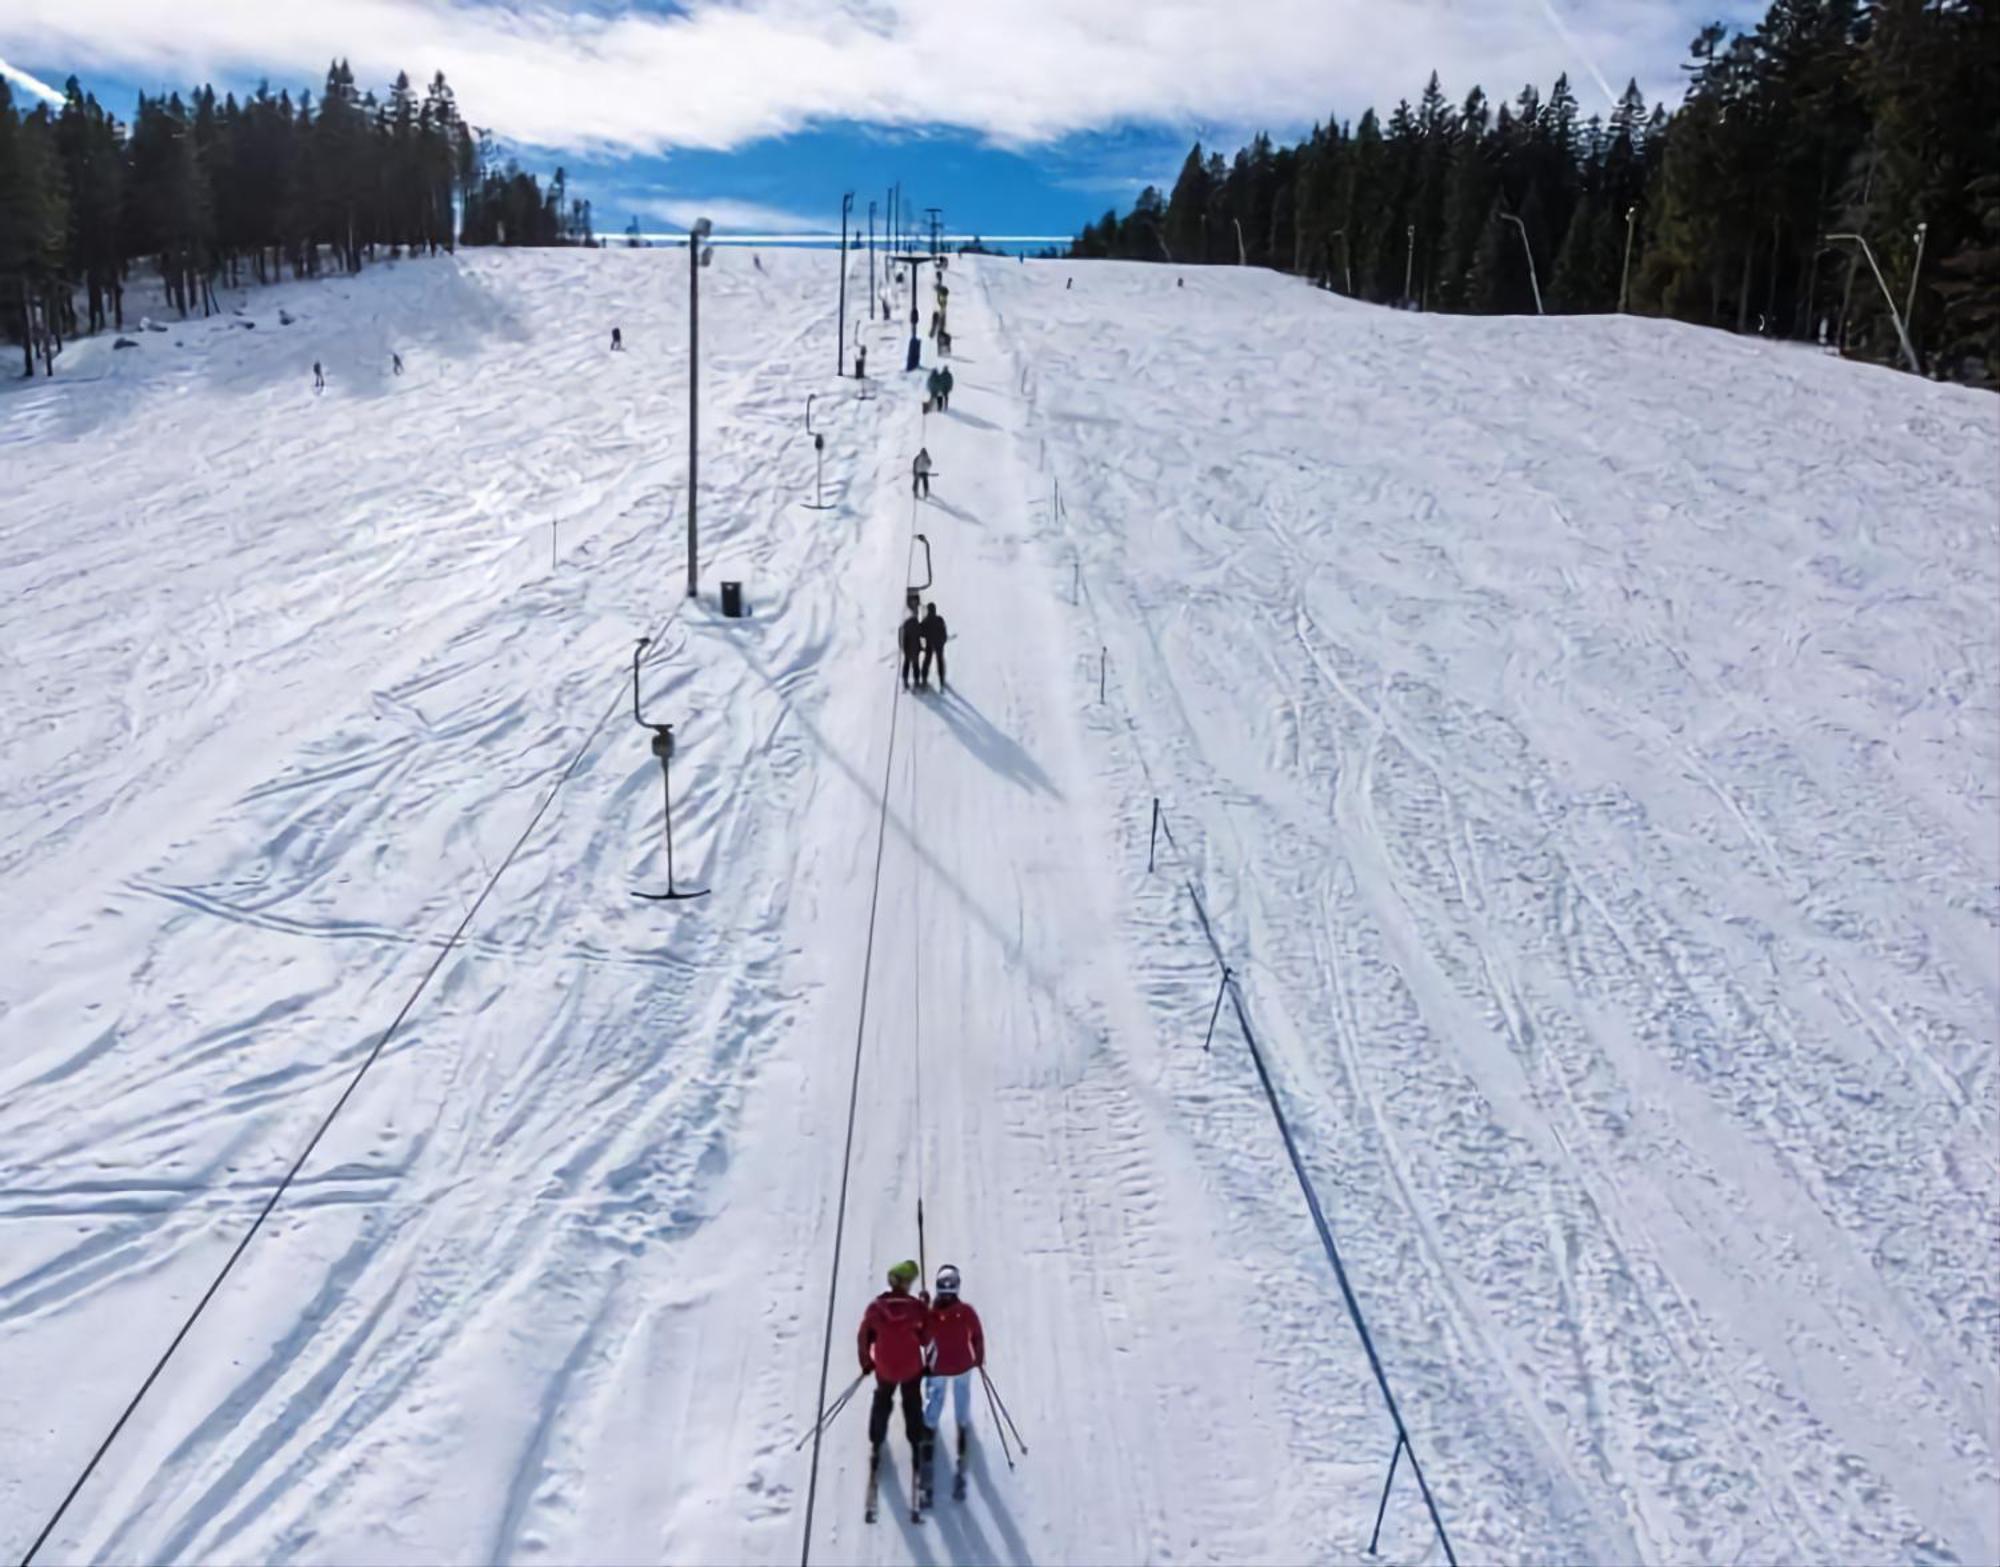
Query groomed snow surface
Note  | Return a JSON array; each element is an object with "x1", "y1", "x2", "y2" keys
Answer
[{"x1": 1, "y1": 249, "x2": 1995, "y2": 1567}]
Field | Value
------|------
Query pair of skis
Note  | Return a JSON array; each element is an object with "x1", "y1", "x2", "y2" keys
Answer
[{"x1": 863, "y1": 1439, "x2": 965, "y2": 1524}]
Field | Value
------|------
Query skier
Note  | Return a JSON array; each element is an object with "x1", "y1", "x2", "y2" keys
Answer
[
  {"x1": 912, "y1": 446, "x2": 932, "y2": 500},
  {"x1": 923, "y1": 1264, "x2": 984, "y2": 1500},
  {"x1": 858, "y1": 1259, "x2": 932, "y2": 1518},
  {"x1": 937, "y1": 365, "x2": 954, "y2": 411},
  {"x1": 900, "y1": 607, "x2": 925, "y2": 689},
  {"x1": 920, "y1": 602, "x2": 948, "y2": 690},
  {"x1": 855, "y1": 342, "x2": 868, "y2": 379},
  {"x1": 611, "y1": 326, "x2": 624, "y2": 351},
  {"x1": 925, "y1": 366, "x2": 943, "y2": 412},
  {"x1": 392, "y1": 352, "x2": 404, "y2": 376},
  {"x1": 312, "y1": 360, "x2": 325, "y2": 393}
]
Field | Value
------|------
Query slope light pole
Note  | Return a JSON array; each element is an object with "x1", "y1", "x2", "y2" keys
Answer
[
  {"x1": 868, "y1": 200, "x2": 878, "y2": 318},
  {"x1": 1403, "y1": 223, "x2": 1416, "y2": 305},
  {"x1": 1902, "y1": 220, "x2": 1928, "y2": 339},
  {"x1": 686, "y1": 217, "x2": 713, "y2": 598},
  {"x1": 1501, "y1": 212, "x2": 1543, "y2": 315},
  {"x1": 1233, "y1": 215, "x2": 1247, "y2": 265},
  {"x1": 1329, "y1": 228, "x2": 1353, "y2": 294},
  {"x1": 1619, "y1": 205, "x2": 1638, "y2": 313},
  {"x1": 926, "y1": 206, "x2": 943, "y2": 258},
  {"x1": 837, "y1": 191, "x2": 853, "y2": 376},
  {"x1": 1828, "y1": 231, "x2": 1921, "y2": 374}
]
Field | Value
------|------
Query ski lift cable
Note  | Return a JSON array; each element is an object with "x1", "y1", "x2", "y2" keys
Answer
[
  {"x1": 798, "y1": 497, "x2": 929, "y2": 1567},
  {"x1": 20, "y1": 604, "x2": 693, "y2": 1567}
]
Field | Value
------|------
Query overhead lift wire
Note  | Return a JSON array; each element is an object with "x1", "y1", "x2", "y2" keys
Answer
[{"x1": 798, "y1": 497, "x2": 927, "y2": 1567}]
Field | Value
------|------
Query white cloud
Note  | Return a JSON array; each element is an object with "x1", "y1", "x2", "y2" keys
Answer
[
  {"x1": 631, "y1": 195, "x2": 828, "y2": 233},
  {"x1": 0, "y1": 50, "x2": 65, "y2": 104},
  {"x1": 0, "y1": 0, "x2": 1693, "y2": 156}
]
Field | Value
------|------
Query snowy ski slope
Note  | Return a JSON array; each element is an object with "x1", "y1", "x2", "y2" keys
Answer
[{"x1": 1, "y1": 249, "x2": 1995, "y2": 1567}]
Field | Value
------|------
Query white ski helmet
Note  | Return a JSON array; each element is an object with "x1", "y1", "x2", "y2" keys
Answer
[{"x1": 935, "y1": 1264, "x2": 961, "y2": 1296}]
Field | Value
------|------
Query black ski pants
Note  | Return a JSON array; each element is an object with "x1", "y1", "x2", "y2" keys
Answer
[
  {"x1": 921, "y1": 643, "x2": 945, "y2": 687},
  {"x1": 901, "y1": 645, "x2": 922, "y2": 687},
  {"x1": 869, "y1": 1376, "x2": 926, "y2": 1452}
]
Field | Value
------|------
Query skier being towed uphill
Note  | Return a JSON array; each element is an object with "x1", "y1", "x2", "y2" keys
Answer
[{"x1": 859, "y1": 1259, "x2": 932, "y2": 1506}]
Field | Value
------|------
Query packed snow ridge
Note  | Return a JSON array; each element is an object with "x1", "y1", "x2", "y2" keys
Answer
[{"x1": 1, "y1": 247, "x2": 1994, "y2": 1567}]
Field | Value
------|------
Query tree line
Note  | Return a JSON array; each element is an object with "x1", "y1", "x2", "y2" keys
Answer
[
  {"x1": 0, "y1": 62, "x2": 593, "y2": 376},
  {"x1": 1069, "y1": 0, "x2": 1997, "y2": 385}
]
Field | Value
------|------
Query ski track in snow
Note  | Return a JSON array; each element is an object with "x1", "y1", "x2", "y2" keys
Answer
[
  {"x1": 986, "y1": 261, "x2": 2000, "y2": 1566},
  {"x1": 1, "y1": 250, "x2": 1995, "y2": 1567}
]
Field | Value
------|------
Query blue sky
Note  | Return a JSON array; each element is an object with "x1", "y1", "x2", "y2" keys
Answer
[{"x1": 1, "y1": 0, "x2": 1762, "y2": 244}]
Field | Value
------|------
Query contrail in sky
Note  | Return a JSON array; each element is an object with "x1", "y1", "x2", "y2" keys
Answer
[
  {"x1": 1532, "y1": 0, "x2": 1620, "y2": 108},
  {"x1": 0, "y1": 52, "x2": 66, "y2": 105}
]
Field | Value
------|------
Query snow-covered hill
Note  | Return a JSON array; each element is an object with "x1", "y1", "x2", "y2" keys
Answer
[{"x1": 2, "y1": 249, "x2": 1994, "y2": 1566}]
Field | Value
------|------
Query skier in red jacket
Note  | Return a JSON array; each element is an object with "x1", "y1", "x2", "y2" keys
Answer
[
  {"x1": 859, "y1": 1259, "x2": 932, "y2": 1489},
  {"x1": 923, "y1": 1264, "x2": 985, "y2": 1499}
]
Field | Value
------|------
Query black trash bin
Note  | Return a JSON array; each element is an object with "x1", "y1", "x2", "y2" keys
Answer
[{"x1": 720, "y1": 580, "x2": 744, "y2": 618}]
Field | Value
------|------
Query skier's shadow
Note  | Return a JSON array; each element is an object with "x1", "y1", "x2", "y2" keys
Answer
[
  {"x1": 931, "y1": 690, "x2": 1063, "y2": 799},
  {"x1": 878, "y1": 1464, "x2": 941, "y2": 1567},
  {"x1": 965, "y1": 1441, "x2": 1037, "y2": 1566}
]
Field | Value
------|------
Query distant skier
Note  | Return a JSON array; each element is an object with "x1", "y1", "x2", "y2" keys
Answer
[
  {"x1": 611, "y1": 326, "x2": 624, "y2": 351},
  {"x1": 900, "y1": 608, "x2": 924, "y2": 689},
  {"x1": 858, "y1": 1259, "x2": 932, "y2": 1516},
  {"x1": 937, "y1": 365, "x2": 954, "y2": 410},
  {"x1": 1066, "y1": 277, "x2": 1073, "y2": 289},
  {"x1": 312, "y1": 360, "x2": 325, "y2": 393},
  {"x1": 392, "y1": 352, "x2": 404, "y2": 376},
  {"x1": 925, "y1": 366, "x2": 943, "y2": 412},
  {"x1": 938, "y1": 328, "x2": 953, "y2": 358},
  {"x1": 855, "y1": 342, "x2": 868, "y2": 379},
  {"x1": 920, "y1": 602, "x2": 948, "y2": 690},
  {"x1": 912, "y1": 446, "x2": 932, "y2": 500},
  {"x1": 923, "y1": 1265, "x2": 984, "y2": 1500}
]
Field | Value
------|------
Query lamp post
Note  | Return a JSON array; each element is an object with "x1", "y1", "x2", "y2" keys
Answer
[
  {"x1": 837, "y1": 191, "x2": 853, "y2": 376},
  {"x1": 1902, "y1": 220, "x2": 1928, "y2": 341},
  {"x1": 1618, "y1": 205, "x2": 1638, "y2": 313},
  {"x1": 1500, "y1": 212, "x2": 1543, "y2": 315},
  {"x1": 927, "y1": 207, "x2": 943, "y2": 257},
  {"x1": 1828, "y1": 231, "x2": 1921, "y2": 374},
  {"x1": 1232, "y1": 215, "x2": 1247, "y2": 265},
  {"x1": 1403, "y1": 223, "x2": 1416, "y2": 305},
  {"x1": 686, "y1": 217, "x2": 713, "y2": 599},
  {"x1": 868, "y1": 200, "x2": 878, "y2": 319}
]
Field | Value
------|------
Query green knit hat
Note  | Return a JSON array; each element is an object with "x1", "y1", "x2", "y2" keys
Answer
[{"x1": 886, "y1": 1259, "x2": 920, "y2": 1289}]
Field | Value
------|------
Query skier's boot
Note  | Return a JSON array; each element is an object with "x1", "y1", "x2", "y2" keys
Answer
[{"x1": 864, "y1": 1441, "x2": 883, "y2": 1524}]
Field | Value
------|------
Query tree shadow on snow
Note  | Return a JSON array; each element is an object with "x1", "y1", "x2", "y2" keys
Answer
[{"x1": 929, "y1": 689, "x2": 1063, "y2": 798}]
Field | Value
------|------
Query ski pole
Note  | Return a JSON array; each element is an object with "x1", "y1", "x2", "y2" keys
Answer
[
  {"x1": 794, "y1": 1370, "x2": 868, "y2": 1451},
  {"x1": 979, "y1": 1367, "x2": 1029, "y2": 1455},
  {"x1": 978, "y1": 1368, "x2": 1016, "y2": 1470}
]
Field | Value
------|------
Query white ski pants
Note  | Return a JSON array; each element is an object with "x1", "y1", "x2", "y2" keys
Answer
[{"x1": 924, "y1": 1370, "x2": 974, "y2": 1433}]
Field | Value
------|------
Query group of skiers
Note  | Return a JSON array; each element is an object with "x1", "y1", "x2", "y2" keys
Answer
[
  {"x1": 311, "y1": 352, "x2": 404, "y2": 392},
  {"x1": 899, "y1": 601, "x2": 948, "y2": 689},
  {"x1": 858, "y1": 1261, "x2": 986, "y2": 1514},
  {"x1": 924, "y1": 364, "x2": 954, "y2": 412}
]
